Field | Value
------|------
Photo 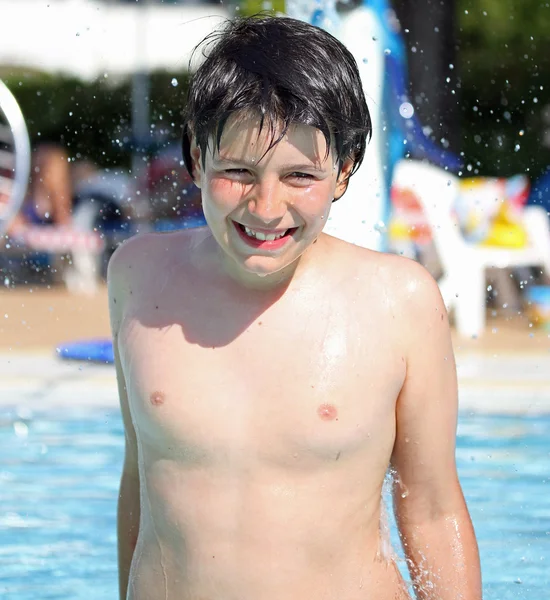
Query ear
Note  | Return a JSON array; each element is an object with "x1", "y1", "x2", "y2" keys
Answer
[
  {"x1": 333, "y1": 157, "x2": 355, "y2": 201},
  {"x1": 190, "y1": 137, "x2": 202, "y2": 189}
]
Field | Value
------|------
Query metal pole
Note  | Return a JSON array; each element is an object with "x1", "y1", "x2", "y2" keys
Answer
[{"x1": 131, "y1": 0, "x2": 152, "y2": 226}]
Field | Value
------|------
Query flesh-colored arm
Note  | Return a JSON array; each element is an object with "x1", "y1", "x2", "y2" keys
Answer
[
  {"x1": 108, "y1": 254, "x2": 141, "y2": 600},
  {"x1": 391, "y1": 263, "x2": 482, "y2": 600}
]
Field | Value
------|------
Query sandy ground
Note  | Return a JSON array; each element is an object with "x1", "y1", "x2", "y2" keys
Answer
[
  {"x1": 0, "y1": 285, "x2": 112, "y2": 351},
  {"x1": 0, "y1": 283, "x2": 549, "y2": 354}
]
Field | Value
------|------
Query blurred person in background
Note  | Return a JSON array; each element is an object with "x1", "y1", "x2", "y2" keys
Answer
[{"x1": 9, "y1": 143, "x2": 73, "y2": 232}]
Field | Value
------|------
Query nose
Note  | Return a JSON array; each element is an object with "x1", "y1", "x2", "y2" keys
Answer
[{"x1": 247, "y1": 178, "x2": 287, "y2": 223}]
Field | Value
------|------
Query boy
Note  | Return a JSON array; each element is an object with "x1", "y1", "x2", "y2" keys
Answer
[{"x1": 108, "y1": 15, "x2": 481, "y2": 600}]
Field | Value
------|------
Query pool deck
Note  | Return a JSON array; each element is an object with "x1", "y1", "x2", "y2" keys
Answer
[{"x1": 1, "y1": 285, "x2": 549, "y2": 413}]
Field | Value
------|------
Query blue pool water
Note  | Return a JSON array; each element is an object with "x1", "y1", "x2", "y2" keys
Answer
[{"x1": 0, "y1": 408, "x2": 548, "y2": 599}]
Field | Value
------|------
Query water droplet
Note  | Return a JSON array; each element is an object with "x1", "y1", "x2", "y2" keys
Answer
[
  {"x1": 14, "y1": 421, "x2": 28, "y2": 438},
  {"x1": 171, "y1": 78, "x2": 179, "y2": 87},
  {"x1": 399, "y1": 102, "x2": 414, "y2": 119},
  {"x1": 374, "y1": 221, "x2": 387, "y2": 233}
]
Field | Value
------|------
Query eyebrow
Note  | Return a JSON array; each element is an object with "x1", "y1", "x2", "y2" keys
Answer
[{"x1": 215, "y1": 157, "x2": 325, "y2": 171}]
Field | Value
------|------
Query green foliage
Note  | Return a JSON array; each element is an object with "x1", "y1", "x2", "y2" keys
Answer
[
  {"x1": 458, "y1": 0, "x2": 550, "y2": 177},
  {"x1": 460, "y1": 0, "x2": 550, "y2": 67},
  {"x1": 0, "y1": 69, "x2": 191, "y2": 169},
  {"x1": 226, "y1": 0, "x2": 285, "y2": 17}
]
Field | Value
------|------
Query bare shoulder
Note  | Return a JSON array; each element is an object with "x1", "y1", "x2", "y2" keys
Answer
[
  {"x1": 106, "y1": 227, "x2": 207, "y2": 328},
  {"x1": 333, "y1": 238, "x2": 448, "y2": 338},
  {"x1": 376, "y1": 251, "x2": 444, "y2": 309},
  {"x1": 107, "y1": 232, "x2": 157, "y2": 331},
  {"x1": 108, "y1": 231, "x2": 152, "y2": 275},
  {"x1": 107, "y1": 231, "x2": 159, "y2": 294},
  {"x1": 370, "y1": 250, "x2": 451, "y2": 351},
  {"x1": 108, "y1": 227, "x2": 205, "y2": 284}
]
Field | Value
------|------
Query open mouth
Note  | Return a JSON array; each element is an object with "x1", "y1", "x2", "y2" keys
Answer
[{"x1": 233, "y1": 222, "x2": 299, "y2": 247}]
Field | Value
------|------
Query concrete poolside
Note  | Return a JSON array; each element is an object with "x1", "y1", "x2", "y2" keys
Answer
[
  {"x1": 1, "y1": 351, "x2": 550, "y2": 414},
  {"x1": 0, "y1": 285, "x2": 549, "y2": 413}
]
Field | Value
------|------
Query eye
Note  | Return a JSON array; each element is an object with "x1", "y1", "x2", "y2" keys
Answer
[
  {"x1": 288, "y1": 172, "x2": 316, "y2": 184},
  {"x1": 224, "y1": 169, "x2": 250, "y2": 175},
  {"x1": 289, "y1": 172, "x2": 314, "y2": 180}
]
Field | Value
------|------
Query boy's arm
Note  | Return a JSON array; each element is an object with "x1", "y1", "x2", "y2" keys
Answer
[
  {"x1": 391, "y1": 263, "x2": 482, "y2": 600},
  {"x1": 108, "y1": 253, "x2": 141, "y2": 600}
]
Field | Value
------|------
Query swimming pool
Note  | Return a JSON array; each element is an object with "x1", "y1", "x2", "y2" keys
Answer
[{"x1": 0, "y1": 407, "x2": 548, "y2": 599}]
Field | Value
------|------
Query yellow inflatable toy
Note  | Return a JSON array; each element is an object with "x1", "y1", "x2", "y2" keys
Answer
[{"x1": 389, "y1": 173, "x2": 531, "y2": 251}]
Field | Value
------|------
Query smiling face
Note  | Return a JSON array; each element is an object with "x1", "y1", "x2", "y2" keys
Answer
[{"x1": 190, "y1": 112, "x2": 353, "y2": 287}]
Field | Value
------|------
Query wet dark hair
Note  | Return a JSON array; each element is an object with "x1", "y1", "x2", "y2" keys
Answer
[{"x1": 181, "y1": 14, "x2": 371, "y2": 195}]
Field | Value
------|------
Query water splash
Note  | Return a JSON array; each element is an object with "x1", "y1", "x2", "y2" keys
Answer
[
  {"x1": 287, "y1": 0, "x2": 341, "y2": 36},
  {"x1": 379, "y1": 469, "x2": 399, "y2": 562}
]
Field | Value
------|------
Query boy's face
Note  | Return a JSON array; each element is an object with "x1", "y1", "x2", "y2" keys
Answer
[{"x1": 191, "y1": 112, "x2": 353, "y2": 285}]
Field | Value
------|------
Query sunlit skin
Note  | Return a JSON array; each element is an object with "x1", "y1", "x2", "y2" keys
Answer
[{"x1": 108, "y1": 112, "x2": 481, "y2": 600}]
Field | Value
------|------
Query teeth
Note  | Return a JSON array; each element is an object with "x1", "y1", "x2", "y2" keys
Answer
[{"x1": 243, "y1": 226, "x2": 288, "y2": 241}]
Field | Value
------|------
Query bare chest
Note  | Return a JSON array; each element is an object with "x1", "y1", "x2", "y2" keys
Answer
[{"x1": 119, "y1": 302, "x2": 405, "y2": 468}]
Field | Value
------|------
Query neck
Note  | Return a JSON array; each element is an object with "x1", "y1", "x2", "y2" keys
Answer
[
  {"x1": 220, "y1": 248, "x2": 301, "y2": 293},
  {"x1": 204, "y1": 232, "x2": 325, "y2": 294}
]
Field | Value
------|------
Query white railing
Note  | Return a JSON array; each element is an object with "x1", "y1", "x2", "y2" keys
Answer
[{"x1": 0, "y1": 79, "x2": 31, "y2": 236}]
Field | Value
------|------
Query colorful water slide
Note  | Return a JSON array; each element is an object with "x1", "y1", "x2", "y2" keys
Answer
[{"x1": 317, "y1": 0, "x2": 463, "y2": 251}]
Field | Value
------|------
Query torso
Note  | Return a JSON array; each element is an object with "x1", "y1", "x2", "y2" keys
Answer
[{"x1": 115, "y1": 228, "x2": 411, "y2": 600}]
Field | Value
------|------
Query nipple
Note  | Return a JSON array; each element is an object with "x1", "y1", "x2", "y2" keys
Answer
[
  {"x1": 317, "y1": 403, "x2": 338, "y2": 421},
  {"x1": 150, "y1": 391, "x2": 166, "y2": 406}
]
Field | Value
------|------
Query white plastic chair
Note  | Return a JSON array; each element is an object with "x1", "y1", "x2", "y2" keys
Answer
[{"x1": 392, "y1": 159, "x2": 550, "y2": 337}]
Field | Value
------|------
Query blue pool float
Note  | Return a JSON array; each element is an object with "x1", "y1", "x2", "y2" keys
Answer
[{"x1": 57, "y1": 338, "x2": 114, "y2": 364}]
